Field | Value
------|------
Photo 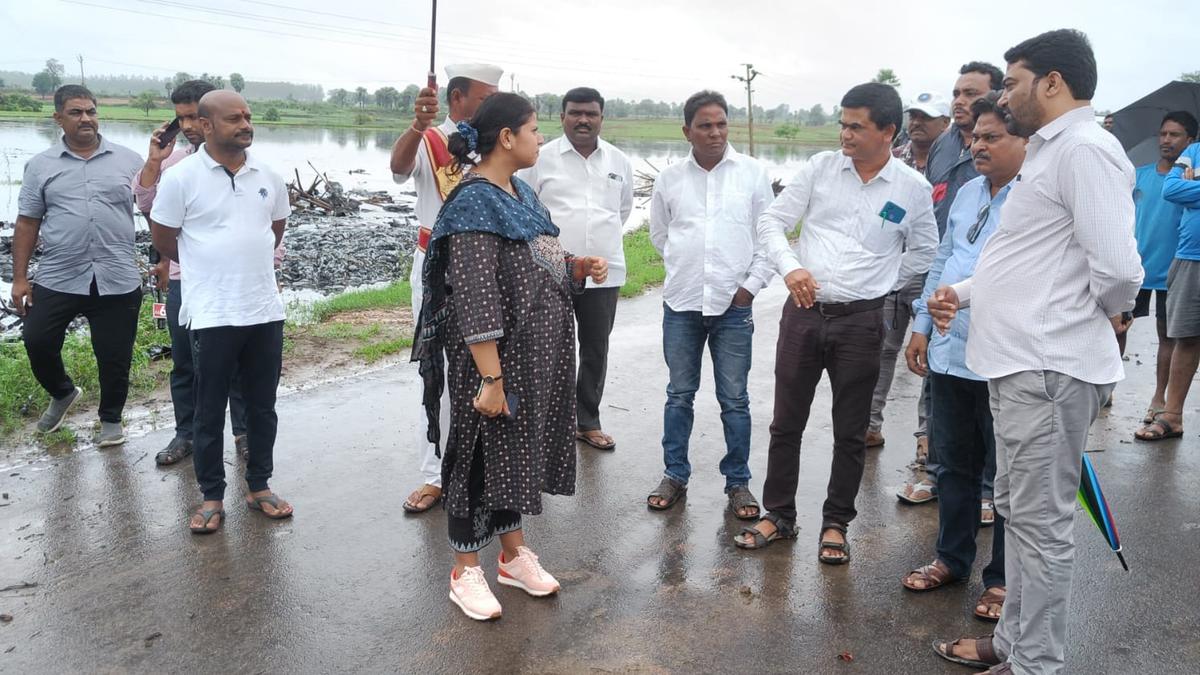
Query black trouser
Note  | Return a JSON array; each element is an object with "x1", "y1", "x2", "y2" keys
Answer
[
  {"x1": 762, "y1": 301, "x2": 884, "y2": 529},
  {"x1": 166, "y1": 280, "x2": 247, "y2": 440},
  {"x1": 191, "y1": 321, "x2": 283, "y2": 501},
  {"x1": 22, "y1": 281, "x2": 142, "y2": 423},
  {"x1": 930, "y1": 372, "x2": 1006, "y2": 587},
  {"x1": 573, "y1": 287, "x2": 620, "y2": 431}
]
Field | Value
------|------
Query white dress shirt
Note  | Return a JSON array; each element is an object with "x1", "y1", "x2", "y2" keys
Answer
[
  {"x1": 517, "y1": 135, "x2": 633, "y2": 288},
  {"x1": 393, "y1": 117, "x2": 460, "y2": 229},
  {"x1": 649, "y1": 145, "x2": 775, "y2": 315},
  {"x1": 756, "y1": 150, "x2": 938, "y2": 302},
  {"x1": 952, "y1": 106, "x2": 1143, "y2": 385},
  {"x1": 150, "y1": 146, "x2": 290, "y2": 330}
]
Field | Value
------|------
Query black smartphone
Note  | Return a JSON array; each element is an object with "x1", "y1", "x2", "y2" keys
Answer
[
  {"x1": 504, "y1": 392, "x2": 519, "y2": 420},
  {"x1": 158, "y1": 118, "x2": 181, "y2": 149}
]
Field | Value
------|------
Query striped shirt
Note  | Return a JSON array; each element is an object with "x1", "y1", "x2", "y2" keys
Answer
[{"x1": 953, "y1": 106, "x2": 1143, "y2": 384}]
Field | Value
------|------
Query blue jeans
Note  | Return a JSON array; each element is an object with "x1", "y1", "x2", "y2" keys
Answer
[
  {"x1": 661, "y1": 303, "x2": 754, "y2": 491},
  {"x1": 930, "y1": 372, "x2": 1005, "y2": 588}
]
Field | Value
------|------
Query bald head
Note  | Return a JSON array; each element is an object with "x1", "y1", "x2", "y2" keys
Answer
[
  {"x1": 198, "y1": 90, "x2": 248, "y2": 119},
  {"x1": 198, "y1": 90, "x2": 254, "y2": 152}
]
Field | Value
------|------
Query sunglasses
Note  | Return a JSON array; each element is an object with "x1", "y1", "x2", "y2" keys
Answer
[{"x1": 967, "y1": 203, "x2": 990, "y2": 244}]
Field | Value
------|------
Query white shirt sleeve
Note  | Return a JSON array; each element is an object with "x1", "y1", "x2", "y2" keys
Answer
[
  {"x1": 756, "y1": 160, "x2": 815, "y2": 277},
  {"x1": 894, "y1": 189, "x2": 938, "y2": 289},
  {"x1": 149, "y1": 170, "x2": 185, "y2": 229},
  {"x1": 620, "y1": 155, "x2": 634, "y2": 226},
  {"x1": 741, "y1": 166, "x2": 777, "y2": 295},
  {"x1": 649, "y1": 177, "x2": 670, "y2": 256},
  {"x1": 392, "y1": 136, "x2": 428, "y2": 185},
  {"x1": 271, "y1": 174, "x2": 292, "y2": 221}
]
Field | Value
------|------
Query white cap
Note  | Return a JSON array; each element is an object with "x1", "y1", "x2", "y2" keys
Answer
[
  {"x1": 906, "y1": 92, "x2": 950, "y2": 118},
  {"x1": 444, "y1": 63, "x2": 504, "y2": 87}
]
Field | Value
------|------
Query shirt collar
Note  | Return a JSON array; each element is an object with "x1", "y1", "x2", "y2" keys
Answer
[
  {"x1": 57, "y1": 134, "x2": 112, "y2": 160},
  {"x1": 197, "y1": 143, "x2": 259, "y2": 172},
  {"x1": 839, "y1": 150, "x2": 899, "y2": 182},
  {"x1": 688, "y1": 143, "x2": 738, "y2": 171},
  {"x1": 1033, "y1": 105, "x2": 1095, "y2": 143},
  {"x1": 559, "y1": 136, "x2": 604, "y2": 158}
]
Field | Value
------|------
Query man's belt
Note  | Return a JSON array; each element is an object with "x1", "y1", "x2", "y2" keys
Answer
[
  {"x1": 811, "y1": 296, "x2": 886, "y2": 318},
  {"x1": 417, "y1": 226, "x2": 432, "y2": 253}
]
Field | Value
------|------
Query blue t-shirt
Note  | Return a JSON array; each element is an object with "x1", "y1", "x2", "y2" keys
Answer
[
  {"x1": 1164, "y1": 143, "x2": 1200, "y2": 262},
  {"x1": 1133, "y1": 164, "x2": 1184, "y2": 289}
]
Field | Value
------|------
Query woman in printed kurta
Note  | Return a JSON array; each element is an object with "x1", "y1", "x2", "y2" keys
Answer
[{"x1": 411, "y1": 93, "x2": 608, "y2": 621}]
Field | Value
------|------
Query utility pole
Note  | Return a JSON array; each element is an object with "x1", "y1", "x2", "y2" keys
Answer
[
  {"x1": 731, "y1": 63, "x2": 761, "y2": 156},
  {"x1": 509, "y1": 73, "x2": 516, "y2": 92},
  {"x1": 77, "y1": 54, "x2": 85, "y2": 86}
]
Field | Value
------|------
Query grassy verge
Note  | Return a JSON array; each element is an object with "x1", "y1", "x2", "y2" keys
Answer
[
  {"x1": 0, "y1": 296, "x2": 171, "y2": 437},
  {"x1": 0, "y1": 105, "x2": 841, "y2": 144},
  {"x1": 620, "y1": 224, "x2": 665, "y2": 298},
  {"x1": 307, "y1": 280, "x2": 411, "y2": 322}
]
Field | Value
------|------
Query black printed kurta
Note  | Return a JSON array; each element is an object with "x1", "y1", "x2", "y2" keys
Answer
[{"x1": 440, "y1": 231, "x2": 579, "y2": 518}]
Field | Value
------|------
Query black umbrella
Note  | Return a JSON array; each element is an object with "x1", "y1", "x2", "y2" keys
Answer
[{"x1": 1110, "y1": 80, "x2": 1200, "y2": 167}]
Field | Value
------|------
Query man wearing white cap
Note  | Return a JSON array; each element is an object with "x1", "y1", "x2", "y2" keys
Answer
[
  {"x1": 865, "y1": 91, "x2": 952, "y2": 459},
  {"x1": 390, "y1": 62, "x2": 501, "y2": 514}
]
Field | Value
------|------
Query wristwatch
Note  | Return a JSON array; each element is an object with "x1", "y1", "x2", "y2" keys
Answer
[{"x1": 481, "y1": 374, "x2": 503, "y2": 386}]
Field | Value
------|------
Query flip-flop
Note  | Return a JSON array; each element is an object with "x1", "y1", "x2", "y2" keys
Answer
[
  {"x1": 403, "y1": 485, "x2": 442, "y2": 514},
  {"x1": 246, "y1": 494, "x2": 294, "y2": 520},
  {"x1": 1142, "y1": 407, "x2": 1166, "y2": 425},
  {"x1": 576, "y1": 430, "x2": 616, "y2": 450},
  {"x1": 189, "y1": 507, "x2": 225, "y2": 535},
  {"x1": 897, "y1": 480, "x2": 937, "y2": 504},
  {"x1": 981, "y1": 499, "x2": 996, "y2": 527}
]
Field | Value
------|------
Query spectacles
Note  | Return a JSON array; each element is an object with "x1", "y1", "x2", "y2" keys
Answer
[{"x1": 967, "y1": 203, "x2": 990, "y2": 244}]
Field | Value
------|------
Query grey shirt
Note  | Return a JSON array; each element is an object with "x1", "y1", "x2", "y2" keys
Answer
[
  {"x1": 17, "y1": 135, "x2": 144, "y2": 295},
  {"x1": 926, "y1": 126, "x2": 978, "y2": 238}
]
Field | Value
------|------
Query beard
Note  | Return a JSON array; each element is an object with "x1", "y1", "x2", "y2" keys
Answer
[{"x1": 1006, "y1": 97, "x2": 1043, "y2": 138}]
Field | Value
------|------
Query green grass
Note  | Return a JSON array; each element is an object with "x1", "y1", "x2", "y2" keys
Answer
[
  {"x1": 0, "y1": 104, "x2": 841, "y2": 143},
  {"x1": 353, "y1": 336, "x2": 413, "y2": 363},
  {"x1": 620, "y1": 223, "x2": 665, "y2": 298},
  {"x1": 307, "y1": 280, "x2": 412, "y2": 323},
  {"x1": 0, "y1": 296, "x2": 171, "y2": 438}
]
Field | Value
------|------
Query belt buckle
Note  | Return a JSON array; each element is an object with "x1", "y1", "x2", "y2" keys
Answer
[{"x1": 817, "y1": 302, "x2": 835, "y2": 319}]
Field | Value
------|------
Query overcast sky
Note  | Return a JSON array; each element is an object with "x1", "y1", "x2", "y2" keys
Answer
[{"x1": 2, "y1": 0, "x2": 1195, "y2": 113}]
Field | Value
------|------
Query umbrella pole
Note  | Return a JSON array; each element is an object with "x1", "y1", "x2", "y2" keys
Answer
[
  {"x1": 427, "y1": 0, "x2": 438, "y2": 89},
  {"x1": 1115, "y1": 548, "x2": 1129, "y2": 572}
]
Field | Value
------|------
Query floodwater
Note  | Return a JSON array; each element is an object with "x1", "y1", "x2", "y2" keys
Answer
[{"x1": 0, "y1": 118, "x2": 834, "y2": 302}]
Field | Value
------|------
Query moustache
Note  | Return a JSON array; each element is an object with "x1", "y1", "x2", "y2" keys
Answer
[
  {"x1": 974, "y1": 153, "x2": 991, "y2": 162},
  {"x1": 573, "y1": 125, "x2": 592, "y2": 131}
]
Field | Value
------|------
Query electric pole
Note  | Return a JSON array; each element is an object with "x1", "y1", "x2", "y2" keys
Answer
[
  {"x1": 731, "y1": 63, "x2": 761, "y2": 156},
  {"x1": 510, "y1": 72, "x2": 516, "y2": 92},
  {"x1": 77, "y1": 54, "x2": 85, "y2": 86}
]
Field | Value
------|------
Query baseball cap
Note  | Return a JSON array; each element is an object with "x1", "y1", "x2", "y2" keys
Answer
[{"x1": 906, "y1": 92, "x2": 950, "y2": 118}]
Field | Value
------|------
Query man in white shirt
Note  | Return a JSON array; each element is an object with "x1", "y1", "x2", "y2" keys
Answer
[
  {"x1": 151, "y1": 91, "x2": 294, "y2": 534},
  {"x1": 735, "y1": 83, "x2": 937, "y2": 562},
  {"x1": 645, "y1": 90, "x2": 774, "y2": 520},
  {"x1": 928, "y1": 30, "x2": 1142, "y2": 675},
  {"x1": 389, "y1": 63, "x2": 501, "y2": 514},
  {"x1": 519, "y1": 87, "x2": 632, "y2": 451}
]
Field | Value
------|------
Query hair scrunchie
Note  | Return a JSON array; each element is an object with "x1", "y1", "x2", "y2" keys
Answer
[{"x1": 456, "y1": 120, "x2": 479, "y2": 153}]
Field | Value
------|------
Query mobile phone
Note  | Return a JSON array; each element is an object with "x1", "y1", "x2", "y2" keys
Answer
[
  {"x1": 504, "y1": 392, "x2": 519, "y2": 420},
  {"x1": 158, "y1": 118, "x2": 181, "y2": 149}
]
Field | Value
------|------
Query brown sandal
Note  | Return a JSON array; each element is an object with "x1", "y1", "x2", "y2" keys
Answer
[
  {"x1": 931, "y1": 634, "x2": 1003, "y2": 669},
  {"x1": 1134, "y1": 412, "x2": 1183, "y2": 441},
  {"x1": 403, "y1": 484, "x2": 443, "y2": 513},
  {"x1": 901, "y1": 559, "x2": 961, "y2": 592},
  {"x1": 974, "y1": 585, "x2": 1006, "y2": 621}
]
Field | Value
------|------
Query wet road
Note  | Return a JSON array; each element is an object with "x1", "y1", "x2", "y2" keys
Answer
[{"x1": 1, "y1": 284, "x2": 1198, "y2": 673}]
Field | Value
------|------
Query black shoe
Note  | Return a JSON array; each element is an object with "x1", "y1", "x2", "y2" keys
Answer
[{"x1": 155, "y1": 436, "x2": 193, "y2": 466}]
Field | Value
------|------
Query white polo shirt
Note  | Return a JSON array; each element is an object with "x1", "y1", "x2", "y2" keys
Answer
[
  {"x1": 150, "y1": 145, "x2": 290, "y2": 330},
  {"x1": 518, "y1": 135, "x2": 633, "y2": 288}
]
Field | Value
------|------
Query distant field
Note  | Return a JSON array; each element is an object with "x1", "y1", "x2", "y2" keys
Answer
[{"x1": 0, "y1": 101, "x2": 841, "y2": 145}]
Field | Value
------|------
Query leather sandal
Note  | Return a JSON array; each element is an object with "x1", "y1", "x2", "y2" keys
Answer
[
  {"x1": 818, "y1": 526, "x2": 850, "y2": 565},
  {"x1": 734, "y1": 514, "x2": 797, "y2": 550},
  {"x1": 931, "y1": 634, "x2": 1003, "y2": 669},
  {"x1": 727, "y1": 485, "x2": 760, "y2": 520},
  {"x1": 901, "y1": 559, "x2": 961, "y2": 592},
  {"x1": 647, "y1": 477, "x2": 686, "y2": 511},
  {"x1": 403, "y1": 484, "x2": 443, "y2": 514},
  {"x1": 974, "y1": 586, "x2": 1006, "y2": 621}
]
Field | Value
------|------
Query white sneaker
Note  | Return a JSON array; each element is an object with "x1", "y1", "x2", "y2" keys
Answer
[
  {"x1": 497, "y1": 546, "x2": 561, "y2": 597},
  {"x1": 449, "y1": 566, "x2": 502, "y2": 621}
]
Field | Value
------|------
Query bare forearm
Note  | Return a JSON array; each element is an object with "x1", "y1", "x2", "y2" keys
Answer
[
  {"x1": 150, "y1": 222, "x2": 180, "y2": 262},
  {"x1": 272, "y1": 219, "x2": 285, "y2": 249},
  {"x1": 467, "y1": 340, "x2": 502, "y2": 377},
  {"x1": 390, "y1": 126, "x2": 424, "y2": 176},
  {"x1": 11, "y1": 216, "x2": 40, "y2": 281},
  {"x1": 138, "y1": 159, "x2": 162, "y2": 189}
]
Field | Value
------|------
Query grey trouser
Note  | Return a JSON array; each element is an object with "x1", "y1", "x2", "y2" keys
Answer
[
  {"x1": 990, "y1": 370, "x2": 1113, "y2": 675},
  {"x1": 869, "y1": 274, "x2": 928, "y2": 436}
]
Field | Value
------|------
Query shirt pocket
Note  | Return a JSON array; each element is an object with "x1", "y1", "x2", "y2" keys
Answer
[
  {"x1": 720, "y1": 190, "x2": 754, "y2": 227},
  {"x1": 96, "y1": 174, "x2": 134, "y2": 207},
  {"x1": 861, "y1": 217, "x2": 905, "y2": 255}
]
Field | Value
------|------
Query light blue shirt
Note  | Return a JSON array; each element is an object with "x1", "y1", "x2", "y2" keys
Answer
[
  {"x1": 1164, "y1": 142, "x2": 1200, "y2": 261},
  {"x1": 1133, "y1": 164, "x2": 1183, "y2": 289},
  {"x1": 913, "y1": 175, "x2": 1011, "y2": 380}
]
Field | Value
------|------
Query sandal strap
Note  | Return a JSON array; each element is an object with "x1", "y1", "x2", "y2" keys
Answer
[
  {"x1": 760, "y1": 512, "x2": 796, "y2": 537},
  {"x1": 975, "y1": 636, "x2": 999, "y2": 665},
  {"x1": 649, "y1": 477, "x2": 685, "y2": 499},
  {"x1": 908, "y1": 561, "x2": 954, "y2": 586},
  {"x1": 739, "y1": 526, "x2": 768, "y2": 548},
  {"x1": 728, "y1": 486, "x2": 759, "y2": 510}
]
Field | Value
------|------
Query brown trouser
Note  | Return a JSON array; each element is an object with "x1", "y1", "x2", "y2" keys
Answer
[{"x1": 761, "y1": 300, "x2": 884, "y2": 529}]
